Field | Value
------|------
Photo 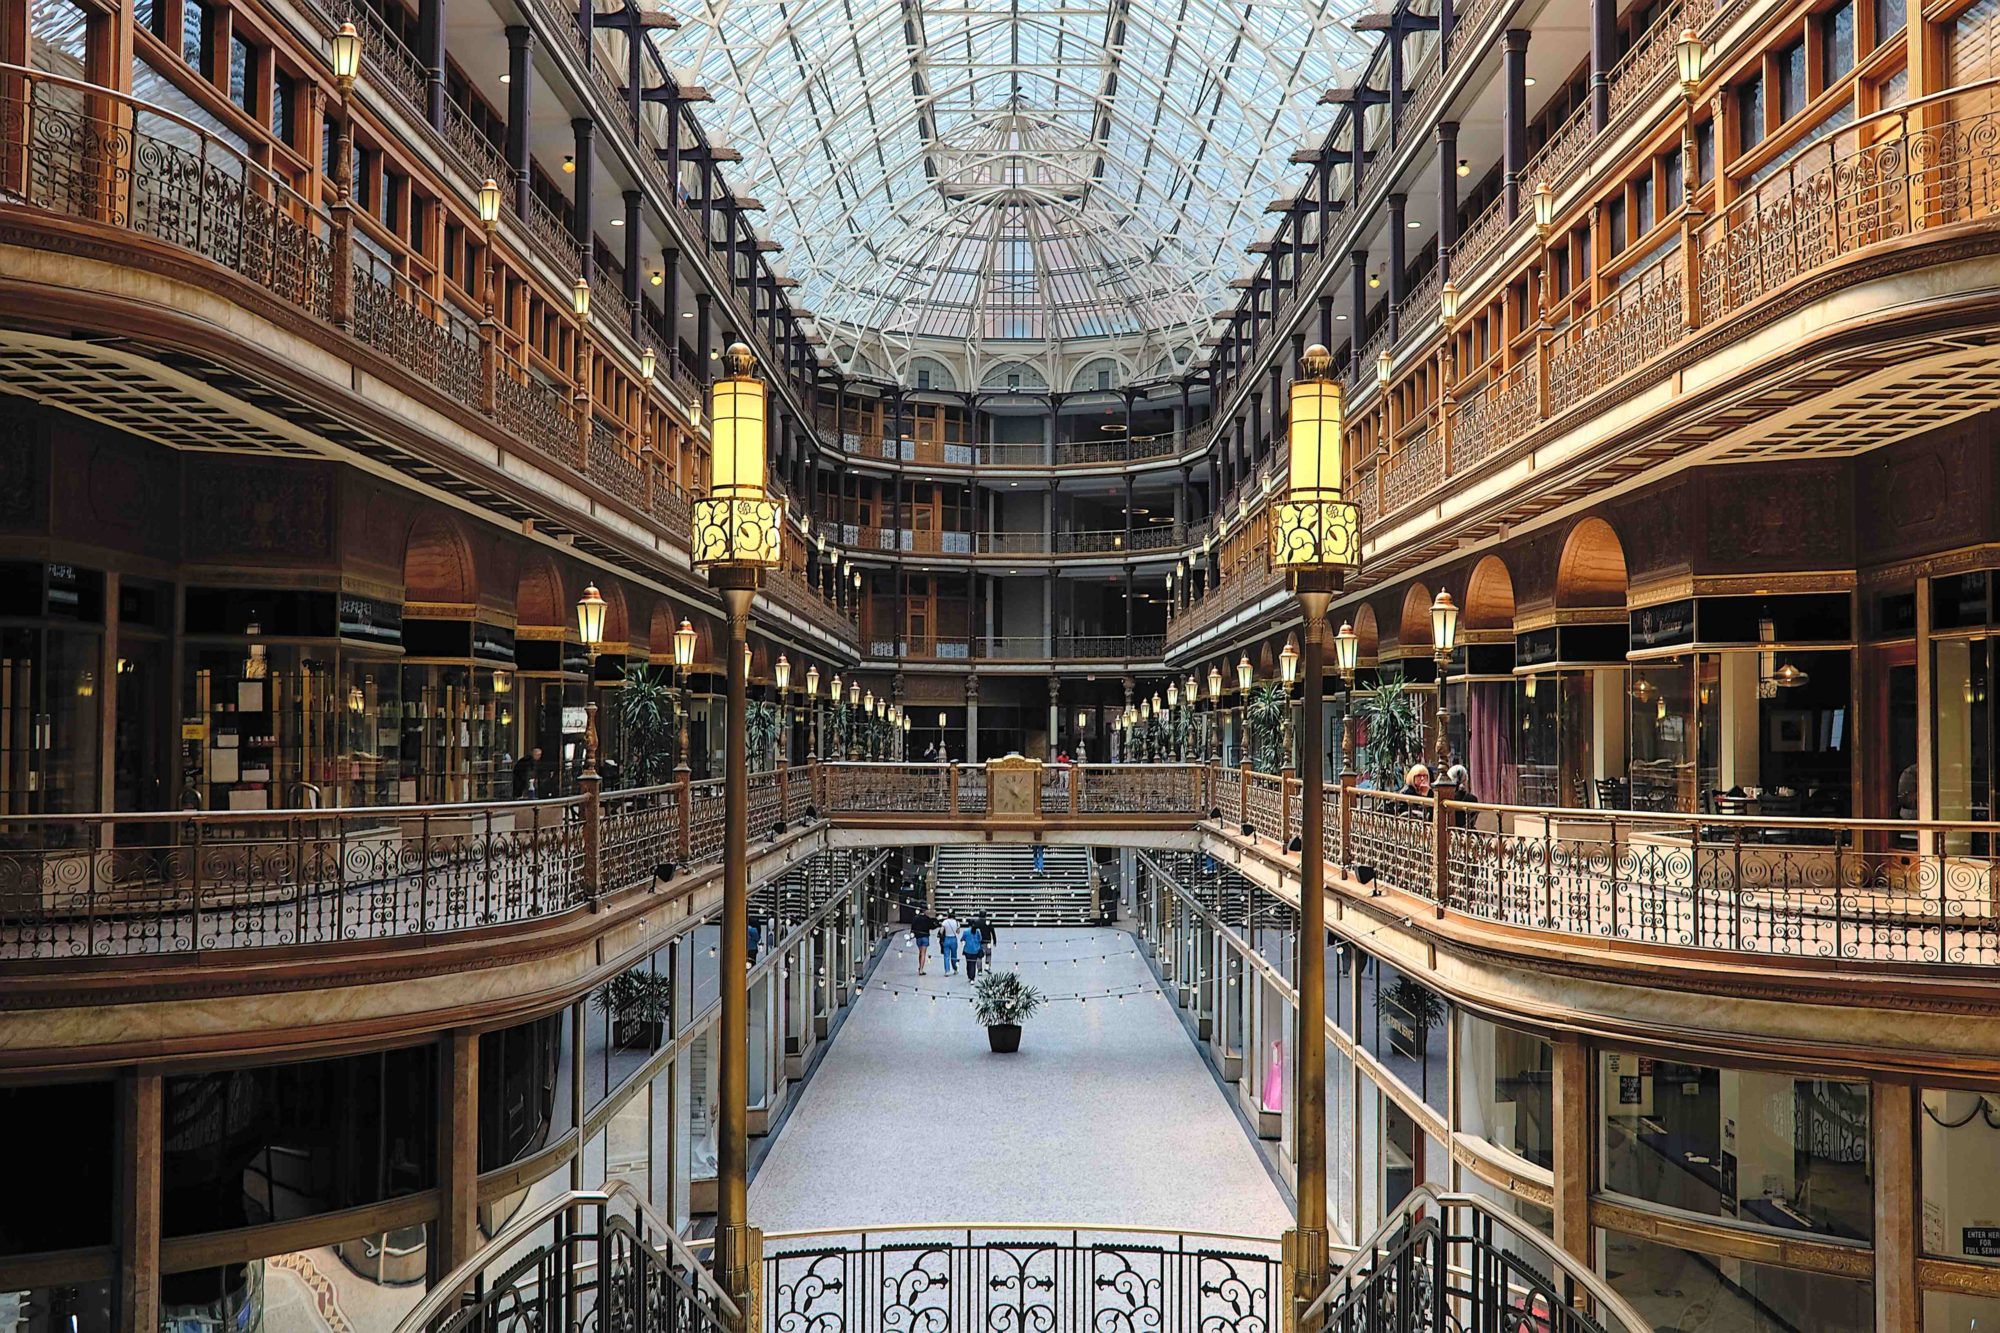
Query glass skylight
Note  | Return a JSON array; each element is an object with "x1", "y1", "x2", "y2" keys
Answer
[{"x1": 658, "y1": 0, "x2": 1373, "y2": 355}]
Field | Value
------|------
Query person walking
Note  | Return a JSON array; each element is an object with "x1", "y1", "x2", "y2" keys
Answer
[
  {"x1": 512, "y1": 746, "x2": 545, "y2": 798},
  {"x1": 974, "y1": 912, "x2": 999, "y2": 967},
  {"x1": 938, "y1": 912, "x2": 962, "y2": 974},
  {"x1": 960, "y1": 918, "x2": 986, "y2": 981},
  {"x1": 910, "y1": 908, "x2": 938, "y2": 975}
]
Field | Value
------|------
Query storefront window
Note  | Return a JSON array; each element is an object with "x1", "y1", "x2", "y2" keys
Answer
[
  {"x1": 1628, "y1": 658, "x2": 1700, "y2": 811},
  {"x1": 1934, "y1": 636, "x2": 1993, "y2": 851},
  {"x1": 1327, "y1": 1040, "x2": 1355, "y2": 1245},
  {"x1": 182, "y1": 642, "x2": 341, "y2": 812},
  {"x1": 1356, "y1": 952, "x2": 1448, "y2": 1115},
  {"x1": 1927, "y1": 1290, "x2": 2000, "y2": 1331},
  {"x1": 400, "y1": 664, "x2": 508, "y2": 804},
  {"x1": 1458, "y1": 1012, "x2": 1554, "y2": 1168},
  {"x1": 1516, "y1": 671, "x2": 1616, "y2": 807},
  {"x1": 1921, "y1": 1087, "x2": 2000, "y2": 1264},
  {"x1": 1599, "y1": 1230, "x2": 1872, "y2": 1332},
  {"x1": 1598, "y1": 1052, "x2": 1871, "y2": 1240}
]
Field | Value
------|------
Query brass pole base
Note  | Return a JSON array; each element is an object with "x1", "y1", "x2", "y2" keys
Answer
[
  {"x1": 718, "y1": 1223, "x2": 763, "y2": 1333},
  {"x1": 1281, "y1": 1226, "x2": 1331, "y2": 1333}
]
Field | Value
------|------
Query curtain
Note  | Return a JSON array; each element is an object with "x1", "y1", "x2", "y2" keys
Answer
[{"x1": 1466, "y1": 681, "x2": 1516, "y2": 806}]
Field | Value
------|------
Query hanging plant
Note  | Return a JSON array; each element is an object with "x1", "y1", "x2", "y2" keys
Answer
[{"x1": 746, "y1": 700, "x2": 779, "y2": 769}]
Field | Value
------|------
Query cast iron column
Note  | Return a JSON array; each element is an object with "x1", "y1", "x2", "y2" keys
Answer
[
  {"x1": 717, "y1": 576, "x2": 756, "y2": 1325},
  {"x1": 1292, "y1": 574, "x2": 1335, "y2": 1313}
]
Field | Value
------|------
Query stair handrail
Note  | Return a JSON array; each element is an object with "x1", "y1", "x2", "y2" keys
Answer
[
  {"x1": 1299, "y1": 1185, "x2": 1647, "y2": 1333},
  {"x1": 394, "y1": 1183, "x2": 739, "y2": 1332}
]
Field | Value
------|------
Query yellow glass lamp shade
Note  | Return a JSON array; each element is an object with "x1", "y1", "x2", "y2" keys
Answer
[
  {"x1": 1333, "y1": 622, "x2": 1359, "y2": 677},
  {"x1": 774, "y1": 652, "x2": 791, "y2": 692},
  {"x1": 1208, "y1": 665, "x2": 1223, "y2": 700},
  {"x1": 331, "y1": 22, "x2": 362, "y2": 86},
  {"x1": 806, "y1": 664, "x2": 820, "y2": 697},
  {"x1": 576, "y1": 584, "x2": 607, "y2": 648},
  {"x1": 477, "y1": 178, "x2": 503, "y2": 228},
  {"x1": 674, "y1": 617, "x2": 696, "y2": 669},
  {"x1": 1237, "y1": 653, "x2": 1254, "y2": 692},
  {"x1": 1275, "y1": 344, "x2": 1361, "y2": 570},
  {"x1": 1430, "y1": 590, "x2": 1460, "y2": 657},
  {"x1": 693, "y1": 344, "x2": 781, "y2": 569}
]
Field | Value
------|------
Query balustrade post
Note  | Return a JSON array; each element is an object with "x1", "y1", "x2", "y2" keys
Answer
[
  {"x1": 948, "y1": 762, "x2": 959, "y2": 815},
  {"x1": 1239, "y1": 761, "x2": 1253, "y2": 830},
  {"x1": 1431, "y1": 787, "x2": 1452, "y2": 917},
  {"x1": 1281, "y1": 766, "x2": 1296, "y2": 847},
  {"x1": 1339, "y1": 773, "x2": 1355, "y2": 867},
  {"x1": 677, "y1": 775, "x2": 693, "y2": 863},
  {"x1": 1070, "y1": 764, "x2": 1081, "y2": 815},
  {"x1": 776, "y1": 764, "x2": 789, "y2": 825},
  {"x1": 582, "y1": 773, "x2": 602, "y2": 909}
]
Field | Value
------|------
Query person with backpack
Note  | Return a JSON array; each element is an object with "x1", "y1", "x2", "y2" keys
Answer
[
  {"x1": 938, "y1": 912, "x2": 962, "y2": 974},
  {"x1": 974, "y1": 912, "x2": 999, "y2": 966},
  {"x1": 960, "y1": 919, "x2": 987, "y2": 981},
  {"x1": 910, "y1": 908, "x2": 938, "y2": 975}
]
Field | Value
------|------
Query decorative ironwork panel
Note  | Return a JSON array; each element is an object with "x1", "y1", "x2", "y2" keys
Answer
[
  {"x1": 498, "y1": 371, "x2": 583, "y2": 469},
  {"x1": 441, "y1": 98, "x2": 509, "y2": 194},
  {"x1": 601, "y1": 784, "x2": 686, "y2": 890},
  {"x1": 1608, "y1": 0, "x2": 1686, "y2": 118},
  {"x1": 351, "y1": 263, "x2": 483, "y2": 409},
  {"x1": 1347, "y1": 789, "x2": 1435, "y2": 900}
]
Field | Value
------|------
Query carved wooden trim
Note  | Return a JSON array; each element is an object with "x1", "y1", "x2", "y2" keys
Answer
[{"x1": 1591, "y1": 1197, "x2": 1875, "y2": 1278}]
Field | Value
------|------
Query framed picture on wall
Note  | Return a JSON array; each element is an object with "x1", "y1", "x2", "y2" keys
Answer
[{"x1": 1770, "y1": 710, "x2": 1812, "y2": 752}]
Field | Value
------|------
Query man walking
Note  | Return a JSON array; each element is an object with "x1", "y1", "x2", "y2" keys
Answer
[{"x1": 974, "y1": 912, "x2": 999, "y2": 967}]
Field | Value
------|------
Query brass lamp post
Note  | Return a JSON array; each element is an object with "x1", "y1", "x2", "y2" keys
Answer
[
  {"x1": 1236, "y1": 651, "x2": 1253, "y2": 766},
  {"x1": 673, "y1": 617, "x2": 696, "y2": 780},
  {"x1": 805, "y1": 664, "x2": 820, "y2": 763},
  {"x1": 328, "y1": 23, "x2": 361, "y2": 328},
  {"x1": 1333, "y1": 620, "x2": 1360, "y2": 779},
  {"x1": 1207, "y1": 664, "x2": 1224, "y2": 763},
  {"x1": 846, "y1": 678, "x2": 860, "y2": 759},
  {"x1": 690, "y1": 342, "x2": 782, "y2": 1326},
  {"x1": 576, "y1": 584, "x2": 608, "y2": 781},
  {"x1": 1430, "y1": 590, "x2": 1460, "y2": 769},
  {"x1": 774, "y1": 652, "x2": 791, "y2": 766},
  {"x1": 1268, "y1": 342, "x2": 1361, "y2": 1319},
  {"x1": 1280, "y1": 636, "x2": 1300, "y2": 768}
]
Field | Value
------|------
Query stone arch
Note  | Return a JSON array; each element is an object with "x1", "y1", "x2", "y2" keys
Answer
[
  {"x1": 1399, "y1": 582, "x2": 1435, "y2": 651},
  {"x1": 1350, "y1": 604, "x2": 1380, "y2": 662},
  {"x1": 597, "y1": 580, "x2": 630, "y2": 648},
  {"x1": 402, "y1": 512, "x2": 478, "y2": 607},
  {"x1": 1463, "y1": 555, "x2": 1517, "y2": 632},
  {"x1": 1555, "y1": 517, "x2": 1630, "y2": 609},
  {"x1": 515, "y1": 554, "x2": 569, "y2": 630}
]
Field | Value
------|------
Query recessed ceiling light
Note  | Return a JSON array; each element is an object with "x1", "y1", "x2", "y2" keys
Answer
[
  {"x1": 1336, "y1": 313, "x2": 1349, "y2": 320},
  {"x1": 681, "y1": 311, "x2": 693, "y2": 318},
  {"x1": 1407, "y1": 219, "x2": 1422, "y2": 228},
  {"x1": 611, "y1": 217, "x2": 624, "y2": 226},
  {"x1": 499, "y1": 72, "x2": 511, "y2": 83},
  {"x1": 1523, "y1": 75, "x2": 1537, "y2": 86}
]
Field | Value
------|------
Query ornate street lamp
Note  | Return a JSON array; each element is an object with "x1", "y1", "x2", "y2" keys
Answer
[
  {"x1": 1266, "y1": 342, "x2": 1361, "y2": 1317},
  {"x1": 640, "y1": 344, "x2": 657, "y2": 384},
  {"x1": 575, "y1": 584, "x2": 607, "y2": 786},
  {"x1": 1279, "y1": 635, "x2": 1300, "y2": 769},
  {"x1": 1207, "y1": 663, "x2": 1224, "y2": 762},
  {"x1": 1678, "y1": 28, "x2": 1708, "y2": 212},
  {"x1": 327, "y1": 23, "x2": 362, "y2": 327},
  {"x1": 330, "y1": 21, "x2": 362, "y2": 86},
  {"x1": 1533, "y1": 179, "x2": 1555, "y2": 238},
  {"x1": 805, "y1": 664, "x2": 820, "y2": 762},
  {"x1": 571, "y1": 275, "x2": 592, "y2": 322},
  {"x1": 1430, "y1": 590, "x2": 1460, "y2": 769},
  {"x1": 1677, "y1": 26, "x2": 1707, "y2": 98},
  {"x1": 476, "y1": 179, "x2": 503, "y2": 323},
  {"x1": 689, "y1": 343, "x2": 781, "y2": 1319},
  {"x1": 673, "y1": 617, "x2": 696, "y2": 779},
  {"x1": 1333, "y1": 620, "x2": 1360, "y2": 779},
  {"x1": 1236, "y1": 651, "x2": 1254, "y2": 766},
  {"x1": 774, "y1": 652, "x2": 791, "y2": 766},
  {"x1": 1375, "y1": 348, "x2": 1392, "y2": 390}
]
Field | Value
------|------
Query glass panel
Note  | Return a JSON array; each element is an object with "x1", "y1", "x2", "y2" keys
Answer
[
  {"x1": 1358, "y1": 952, "x2": 1448, "y2": 1115},
  {"x1": 1921, "y1": 1087, "x2": 2000, "y2": 1264},
  {"x1": 161, "y1": 1046, "x2": 438, "y2": 1236},
  {"x1": 1600, "y1": 1230, "x2": 1872, "y2": 1331},
  {"x1": 0, "y1": 1083, "x2": 114, "y2": 1256},
  {"x1": 1926, "y1": 1290, "x2": 2000, "y2": 1331},
  {"x1": 0, "y1": 1283, "x2": 113, "y2": 1332},
  {"x1": 478, "y1": 1011, "x2": 570, "y2": 1174},
  {"x1": 1629, "y1": 658, "x2": 1695, "y2": 812},
  {"x1": 1598, "y1": 1053, "x2": 1872, "y2": 1240},
  {"x1": 1457, "y1": 1012, "x2": 1554, "y2": 1168},
  {"x1": 29, "y1": 0, "x2": 89, "y2": 78},
  {"x1": 231, "y1": 1223, "x2": 430, "y2": 1329},
  {"x1": 604, "y1": 1083, "x2": 651, "y2": 1197}
]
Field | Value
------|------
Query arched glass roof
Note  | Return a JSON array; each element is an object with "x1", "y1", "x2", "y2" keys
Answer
[{"x1": 658, "y1": 0, "x2": 1373, "y2": 357}]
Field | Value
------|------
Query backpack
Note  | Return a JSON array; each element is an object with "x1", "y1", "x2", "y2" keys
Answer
[{"x1": 962, "y1": 927, "x2": 984, "y2": 957}]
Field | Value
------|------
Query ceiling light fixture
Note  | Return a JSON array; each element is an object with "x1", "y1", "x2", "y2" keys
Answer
[
  {"x1": 1457, "y1": 159, "x2": 1470, "y2": 176},
  {"x1": 562, "y1": 154, "x2": 576, "y2": 173}
]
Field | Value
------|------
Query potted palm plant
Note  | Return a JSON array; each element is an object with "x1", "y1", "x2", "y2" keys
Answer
[
  {"x1": 593, "y1": 970, "x2": 675, "y2": 1049},
  {"x1": 972, "y1": 970, "x2": 1045, "y2": 1053}
]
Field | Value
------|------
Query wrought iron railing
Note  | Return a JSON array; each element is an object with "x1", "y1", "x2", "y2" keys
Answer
[
  {"x1": 763, "y1": 1225, "x2": 1282, "y2": 1333},
  {"x1": 397, "y1": 1183, "x2": 737, "y2": 1333},
  {"x1": 1305, "y1": 1186, "x2": 1645, "y2": 1333},
  {"x1": 0, "y1": 768, "x2": 806, "y2": 959}
]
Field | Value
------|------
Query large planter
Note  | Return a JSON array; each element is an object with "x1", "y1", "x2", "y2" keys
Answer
[{"x1": 986, "y1": 1023, "x2": 1023, "y2": 1053}]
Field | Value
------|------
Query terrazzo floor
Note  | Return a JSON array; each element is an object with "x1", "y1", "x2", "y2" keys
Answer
[{"x1": 746, "y1": 925, "x2": 1295, "y2": 1237}]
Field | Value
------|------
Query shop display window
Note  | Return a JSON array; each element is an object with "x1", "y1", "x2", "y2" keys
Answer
[
  {"x1": 1598, "y1": 1052, "x2": 1872, "y2": 1240},
  {"x1": 1515, "y1": 670, "x2": 1615, "y2": 809},
  {"x1": 1355, "y1": 950, "x2": 1448, "y2": 1115},
  {"x1": 1458, "y1": 1012, "x2": 1554, "y2": 1169},
  {"x1": 1599, "y1": 1230, "x2": 1872, "y2": 1332},
  {"x1": 1920, "y1": 1087, "x2": 2000, "y2": 1265}
]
